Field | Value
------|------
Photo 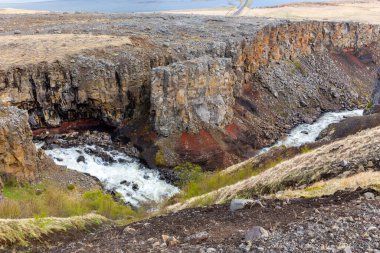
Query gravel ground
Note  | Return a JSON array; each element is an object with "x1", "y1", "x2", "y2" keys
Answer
[{"x1": 13, "y1": 189, "x2": 379, "y2": 253}]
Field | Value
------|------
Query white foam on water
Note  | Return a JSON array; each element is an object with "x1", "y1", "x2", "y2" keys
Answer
[
  {"x1": 260, "y1": 109, "x2": 363, "y2": 153},
  {"x1": 43, "y1": 145, "x2": 179, "y2": 206}
]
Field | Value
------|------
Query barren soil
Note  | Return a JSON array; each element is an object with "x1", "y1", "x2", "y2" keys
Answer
[
  {"x1": 165, "y1": 0, "x2": 380, "y2": 24},
  {"x1": 0, "y1": 34, "x2": 132, "y2": 69},
  {"x1": 13, "y1": 190, "x2": 379, "y2": 253}
]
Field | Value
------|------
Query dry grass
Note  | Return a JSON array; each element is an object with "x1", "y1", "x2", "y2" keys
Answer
[
  {"x1": 0, "y1": 214, "x2": 107, "y2": 246},
  {"x1": 0, "y1": 182, "x2": 137, "y2": 220},
  {"x1": 164, "y1": 0, "x2": 380, "y2": 24},
  {"x1": 274, "y1": 171, "x2": 380, "y2": 199},
  {"x1": 0, "y1": 8, "x2": 47, "y2": 14},
  {"x1": 168, "y1": 126, "x2": 380, "y2": 211},
  {"x1": 0, "y1": 34, "x2": 133, "y2": 69}
]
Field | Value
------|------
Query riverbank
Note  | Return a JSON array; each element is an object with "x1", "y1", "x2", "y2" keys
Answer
[{"x1": 164, "y1": 0, "x2": 380, "y2": 24}]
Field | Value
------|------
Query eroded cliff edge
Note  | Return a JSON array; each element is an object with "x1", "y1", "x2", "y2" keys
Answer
[{"x1": 0, "y1": 14, "x2": 379, "y2": 169}]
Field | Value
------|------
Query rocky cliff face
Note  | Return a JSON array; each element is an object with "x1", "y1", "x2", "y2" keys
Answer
[
  {"x1": 0, "y1": 107, "x2": 37, "y2": 182},
  {"x1": 0, "y1": 14, "x2": 379, "y2": 169}
]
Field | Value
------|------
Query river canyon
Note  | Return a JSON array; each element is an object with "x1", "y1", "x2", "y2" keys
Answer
[{"x1": 0, "y1": 10, "x2": 380, "y2": 252}]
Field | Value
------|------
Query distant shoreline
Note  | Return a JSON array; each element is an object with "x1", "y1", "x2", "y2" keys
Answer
[{"x1": 163, "y1": 0, "x2": 380, "y2": 24}]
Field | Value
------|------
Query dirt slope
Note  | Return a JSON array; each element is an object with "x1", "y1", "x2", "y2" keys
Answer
[{"x1": 16, "y1": 190, "x2": 379, "y2": 253}]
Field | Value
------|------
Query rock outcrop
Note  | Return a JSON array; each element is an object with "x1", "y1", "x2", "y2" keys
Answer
[
  {"x1": 0, "y1": 107, "x2": 37, "y2": 184},
  {"x1": 365, "y1": 68, "x2": 380, "y2": 114},
  {"x1": 0, "y1": 14, "x2": 379, "y2": 169}
]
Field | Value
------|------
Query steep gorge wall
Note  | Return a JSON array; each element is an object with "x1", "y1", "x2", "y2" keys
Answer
[
  {"x1": 0, "y1": 16, "x2": 379, "y2": 169},
  {"x1": 151, "y1": 22, "x2": 380, "y2": 136}
]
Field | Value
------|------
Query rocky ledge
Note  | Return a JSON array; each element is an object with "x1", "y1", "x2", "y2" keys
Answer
[
  {"x1": 0, "y1": 107, "x2": 102, "y2": 195},
  {"x1": 0, "y1": 13, "x2": 379, "y2": 169}
]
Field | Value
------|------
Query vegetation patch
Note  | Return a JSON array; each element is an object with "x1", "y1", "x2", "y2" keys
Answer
[
  {"x1": 366, "y1": 100, "x2": 374, "y2": 110},
  {"x1": 154, "y1": 150, "x2": 166, "y2": 167},
  {"x1": 290, "y1": 60, "x2": 308, "y2": 76},
  {"x1": 0, "y1": 182, "x2": 139, "y2": 220},
  {"x1": 0, "y1": 214, "x2": 106, "y2": 246},
  {"x1": 172, "y1": 158, "x2": 283, "y2": 203},
  {"x1": 273, "y1": 171, "x2": 380, "y2": 199}
]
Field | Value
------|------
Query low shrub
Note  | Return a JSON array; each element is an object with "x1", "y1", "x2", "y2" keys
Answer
[
  {"x1": 174, "y1": 162, "x2": 204, "y2": 188},
  {"x1": 176, "y1": 158, "x2": 284, "y2": 201}
]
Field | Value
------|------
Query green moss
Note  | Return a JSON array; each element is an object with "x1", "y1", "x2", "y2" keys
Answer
[
  {"x1": 67, "y1": 183, "x2": 75, "y2": 191},
  {"x1": 154, "y1": 150, "x2": 166, "y2": 167},
  {"x1": 291, "y1": 60, "x2": 308, "y2": 76},
  {"x1": 304, "y1": 185, "x2": 324, "y2": 193},
  {"x1": 366, "y1": 100, "x2": 374, "y2": 110},
  {"x1": 300, "y1": 146, "x2": 313, "y2": 154}
]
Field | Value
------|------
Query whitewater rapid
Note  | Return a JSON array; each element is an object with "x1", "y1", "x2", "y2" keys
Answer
[
  {"x1": 260, "y1": 109, "x2": 363, "y2": 153},
  {"x1": 43, "y1": 145, "x2": 179, "y2": 206}
]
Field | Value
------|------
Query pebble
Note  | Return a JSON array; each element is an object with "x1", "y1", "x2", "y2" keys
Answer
[
  {"x1": 162, "y1": 234, "x2": 179, "y2": 246},
  {"x1": 184, "y1": 231, "x2": 209, "y2": 244}
]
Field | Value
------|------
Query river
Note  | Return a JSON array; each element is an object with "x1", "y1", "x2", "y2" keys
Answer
[{"x1": 37, "y1": 109, "x2": 362, "y2": 206}]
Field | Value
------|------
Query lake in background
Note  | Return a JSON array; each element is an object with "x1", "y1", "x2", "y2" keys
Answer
[{"x1": 0, "y1": 0, "x2": 328, "y2": 13}]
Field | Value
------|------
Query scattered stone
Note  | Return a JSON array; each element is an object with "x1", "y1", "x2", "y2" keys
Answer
[
  {"x1": 364, "y1": 192, "x2": 375, "y2": 200},
  {"x1": 244, "y1": 226, "x2": 269, "y2": 242},
  {"x1": 184, "y1": 231, "x2": 209, "y2": 244},
  {"x1": 132, "y1": 183, "x2": 139, "y2": 191},
  {"x1": 147, "y1": 237, "x2": 156, "y2": 243},
  {"x1": 342, "y1": 246, "x2": 352, "y2": 253},
  {"x1": 162, "y1": 234, "x2": 179, "y2": 246},
  {"x1": 123, "y1": 227, "x2": 137, "y2": 235},
  {"x1": 14, "y1": 30, "x2": 21, "y2": 34},
  {"x1": 340, "y1": 160, "x2": 349, "y2": 168},
  {"x1": 35, "y1": 188, "x2": 44, "y2": 195},
  {"x1": 120, "y1": 180, "x2": 130, "y2": 186},
  {"x1": 77, "y1": 155, "x2": 86, "y2": 163},
  {"x1": 230, "y1": 199, "x2": 264, "y2": 212}
]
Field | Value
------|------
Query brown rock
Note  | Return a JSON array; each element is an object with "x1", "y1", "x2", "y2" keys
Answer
[{"x1": 0, "y1": 107, "x2": 37, "y2": 182}]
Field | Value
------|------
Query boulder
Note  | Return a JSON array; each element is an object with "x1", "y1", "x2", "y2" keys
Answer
[
  {"x1": 162, "y1": 234, "x2": 179, "y2": 246},
  {"x1": 244, "y1": 226, "x2": 269, "y2": 242},
  {"x1": 184, "y1": 231, "x2": 209, "y2": 244},
  {"x1": 364, "y1": 192, "x2": 376, "y2": 200},
  {"x1": 230, "y1": 199, "x2": 264, "y2": 212}
]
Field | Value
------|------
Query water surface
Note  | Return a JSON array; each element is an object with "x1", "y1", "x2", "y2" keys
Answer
[{"x1": 0, "y1": 0, "x2": 328, "y2": 13}]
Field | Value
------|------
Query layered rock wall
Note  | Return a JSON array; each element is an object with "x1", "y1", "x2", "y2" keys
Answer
[
  {"x1": 151, "y1": 22, "x2": 380, "y2": 136},
  {"x1": 0, "y1": 14, "x2": 379, "y2": 169}
]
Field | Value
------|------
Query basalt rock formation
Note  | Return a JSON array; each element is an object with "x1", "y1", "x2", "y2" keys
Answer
[
  {"x1": 0, "y1": 14, "x2": 379, "y2": 169},
  {"x1": 0, "y1": 107, "x2": 37, "y2": 182}
]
